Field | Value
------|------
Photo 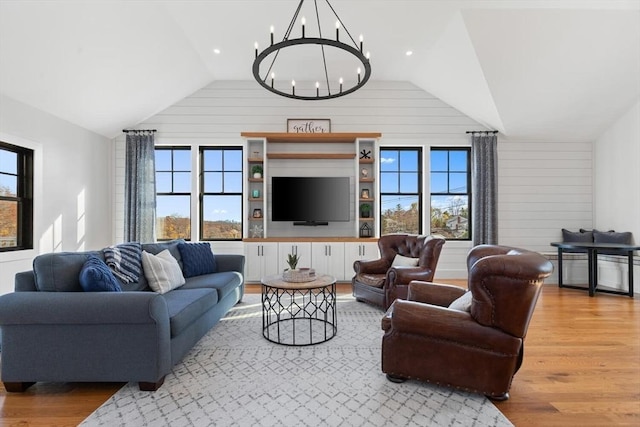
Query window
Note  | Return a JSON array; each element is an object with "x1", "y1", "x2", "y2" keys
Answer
[
  {"x1": 430, "y1": 148, "x2": 471, "y2": 240},
  {"x1": 0, "y1": 141, "x2": 33, "y2": 251},
  {"x1": 200, "y1": 147, "x2": 243, "y2": 240},
  {"x1": 379, "y1": 147, "x2": 422, "y2": 235},
  {"x1": 155, "y1": 147, "x2": 191, "y2": 240}
]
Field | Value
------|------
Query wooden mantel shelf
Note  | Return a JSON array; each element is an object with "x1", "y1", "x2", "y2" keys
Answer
[{"x1": 241, "y1": 132, "x2": 382, "y2": 143}]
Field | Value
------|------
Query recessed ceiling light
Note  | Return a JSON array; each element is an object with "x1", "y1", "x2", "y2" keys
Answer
[
  {"x1": 213, "y1": 48, "x2": 221, "y2": 54},
  {"x1": 406, "y1": 50, "x2": 413, "y2": 56}
]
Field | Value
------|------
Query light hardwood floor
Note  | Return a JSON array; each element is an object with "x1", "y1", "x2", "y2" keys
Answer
[{"x1": 1, "y1": 281, "x2": 638, "y2": 426}]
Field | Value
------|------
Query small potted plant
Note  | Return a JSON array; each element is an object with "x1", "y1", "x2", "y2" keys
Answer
[
  {"x1": 286, "y1": 253, "x2": 299, "y2": 271},
  {"x1": 360, "y1": 203, "x2": 372, "y2": 218},
  {"x1": 251, "y1": 164, "x2": 263, "y2": 179}
]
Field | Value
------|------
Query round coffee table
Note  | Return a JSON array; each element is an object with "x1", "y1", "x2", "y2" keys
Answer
[{"x1": 261, "y1": 273, "x2": 337, "y2": 346}]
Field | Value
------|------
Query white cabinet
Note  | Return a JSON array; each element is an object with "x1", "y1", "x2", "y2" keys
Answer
[
  {"x1": 344, "y1": 241, "x2": 380, "y2": 279},
  {"x1": 311, "y1": 242, "x2": 346, "y2": 280},
  {"x1": 244, "y1": 242, "x2": 279, "y2": 282},
  {"x1": 277, "y1": 242, "x2": 312, "y2": 272}
]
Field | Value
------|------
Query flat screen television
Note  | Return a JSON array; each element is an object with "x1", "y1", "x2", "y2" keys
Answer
[{"x1": 271, "y1": 177, "x2": 350, "y2": 225}]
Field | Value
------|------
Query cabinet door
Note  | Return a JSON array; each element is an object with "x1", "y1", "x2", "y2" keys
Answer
[
  {"x1": 245, "y1": 242, "x2": 279, "y2": 282},
  {"x1": 311, "y1": 242, "x2": 345, "y2": 280},
  {"x1": 277, "y1": 242, "x2": 312, "y2": 272},
  {"x1": 344, "y1": 242, "x2": 380, "y2": 279}
]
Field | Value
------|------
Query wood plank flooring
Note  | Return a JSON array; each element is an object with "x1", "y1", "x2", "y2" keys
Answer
[{"x1": 1, "y1": 282, "x2": 638, "y2": 426}]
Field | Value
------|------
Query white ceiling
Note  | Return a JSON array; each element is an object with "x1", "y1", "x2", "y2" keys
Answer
[{"x1": 1, "y1": 0, "x2": 638, "y2": 141}]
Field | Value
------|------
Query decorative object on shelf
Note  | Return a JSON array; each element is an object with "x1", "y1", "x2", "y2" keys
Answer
[
  {"x1": 250, "y1": 224, "x2": 264, "y2": 238},
  {"x1": 360, "y1": 188, "x2": 370, "y2": 199},
  {"x1": 359, "y1": 222, "x2": 373, "y2": 238},
  {"x1": 253, "y1": 151, "x2": 260, "y2": 158},
  {"x1": 253, "y1": 208, "x2": 263, "y2": 218},
  {"x1": 361, "y1": 167, "x2": 368, "y2": 178},
  {"x1": 359, "y1": 149, "x2": 371, "y2": 159},
  {"x1": 287, "y1": 118, "x2": 331, "y2": 133},
  {"x1": 252, "y1": 0, "x2": 371, "y2": 101},
  {"x1": 252, "y1": 189, "x2": 261, "y2": 198},
  {"x1": 360, "y1": 203, "x2": 371, "y2": 218},
  {"x1": 251, "y1": 164, "x2": 263, "y2": 179}
]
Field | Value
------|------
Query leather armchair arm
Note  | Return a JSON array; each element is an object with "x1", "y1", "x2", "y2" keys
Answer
[
  {"x1": 407, "y1": 281, "x2": 466, "y2": 307},
  {"x1": 354, "y1": 258, "x2": 390, "y2": 274},
  {"x1": 385, "y1": 299, "x2": 520, "y2": 354},
  {"x1": 386, "y1": 266, "x2": 435, "y2": 287}
]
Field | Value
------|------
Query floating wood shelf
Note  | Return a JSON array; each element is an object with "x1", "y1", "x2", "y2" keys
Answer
[
  {"x1": 267, "y1": 153, "x2": 356, "y2": 160},
  {"x1": 359, "y1": 158, "x2": 374, "y2": 164},
  {"x1": 247, "y1": 157, "x2": 263, "y2": 163},
  {"x1": 359, "y1": 178, "x2": 374, "y2": 183},
  {"x1": 241, "y1": 132, "x2": 381, "y2": 143}
]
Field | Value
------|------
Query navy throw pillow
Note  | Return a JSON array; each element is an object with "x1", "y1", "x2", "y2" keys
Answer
[
  {"x1": 79, "y1": 255, "x2": 122, "y2": 292},
  {"x1": 562, "y1": 228, "x2": 593, "y2": 243},
  {"x1": 178, "y1": 242, "x2": 217, "y2": 278},
  {"x1": 593, "y1": 230, "x2": 632, "y2": 245}
]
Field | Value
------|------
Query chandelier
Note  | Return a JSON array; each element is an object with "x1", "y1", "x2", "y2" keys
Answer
[{"x1": 252, "y1": 0, "x2": 371, "y2": 100}]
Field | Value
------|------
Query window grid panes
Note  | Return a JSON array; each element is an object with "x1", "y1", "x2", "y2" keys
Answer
[
  {"x1": 0, "y1": 141, "x2": 33, "y2": 251},
  {"x1": 200, "y1": 147, "x2": 243, "y2": 240},
  {"x1": 155, "y1": 147, "x2": 191, "y2": 241},
  {"x1": 430, "y1": 147, "x2": 471, "y2": 240},
  {"x1": 379, "y1": 147, "x2": 422, "y2": 235}
]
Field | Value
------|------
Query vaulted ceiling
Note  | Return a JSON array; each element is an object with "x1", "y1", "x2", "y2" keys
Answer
[{"x1": 1, "y1": 1, "x2": 638, "y2": 141}]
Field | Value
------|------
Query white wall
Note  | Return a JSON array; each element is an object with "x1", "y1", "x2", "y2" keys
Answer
[
  {"x1": 0, "y1": 95, "x2": 113, "y2": 295},
  {"x1": 114, "y1": 80, "x2": 598, "y2": 279}
]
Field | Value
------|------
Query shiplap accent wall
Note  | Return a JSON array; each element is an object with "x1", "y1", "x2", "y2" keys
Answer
[{"x1": 112, "y1": 80, "x2": 594, "y2": 280}]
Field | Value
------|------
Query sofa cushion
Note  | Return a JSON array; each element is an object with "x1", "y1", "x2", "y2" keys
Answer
[
  {"x1": 103, "y1": 242, "x2": 142, "y2": 284},
  {"x1": 178, "y1": 242, "x2": 217, "y2": 278},
  {"x1": 593, "y1": 230, "x2": 632, "y2": 245},
  {"x1": 79, "y1": 255, "x2": 122, "y2": 292},
  {"x1": 562, "y1": 228, "x2": 593, "y2": 243},
  {"x1": 163, "y1": 288, "x2": 219, "y2": 337},
  {"x1": 392, "y1": 254, "x2": 419, "y2": 267},
  {"x1": 141, "y1": 250, "x2": 185, "y2": 294},
  {"x1": 448, "y1": 291, "x2": 472, "y2": 312},
  {"x1": 142, "y1": 239, "x2": 185, "y2": 269},
  {"x1": 181, "y1": 271, "x2": 243, "y2": 301},
  {"x1": 33, "y1": 251, "x2": 103, "y2": 292},
  {"x1": 354, "y1": 273, "x2": 386, "y2": 289}
]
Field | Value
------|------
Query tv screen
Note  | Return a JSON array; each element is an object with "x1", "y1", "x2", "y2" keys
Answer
[{"x1": 271, "y1": 177, "x2": 350, "y2": 224}]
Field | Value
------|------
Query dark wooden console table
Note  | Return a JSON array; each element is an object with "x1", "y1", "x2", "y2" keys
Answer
[{"x1": 550, "y1": 242, "x2": 639, "y2": 297}]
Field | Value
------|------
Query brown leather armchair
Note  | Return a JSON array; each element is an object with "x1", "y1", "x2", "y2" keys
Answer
[
  {"x1": 352, "y1": 234, "x2": 445, "y2": 310},
  {"x1": 381, "y1": 244, "x2": 553, "y2": 401}
]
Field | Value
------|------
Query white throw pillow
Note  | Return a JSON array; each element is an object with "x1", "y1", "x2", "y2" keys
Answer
[
  {"x1": 448, "y1": 291, "x2": 473, "y2": 312},
  {"x1": 141, "y1": 249, "x2": 185, "y2": 294},
  {"x1": 391, "y1": 254, "x2": 419, "y2": 267}
]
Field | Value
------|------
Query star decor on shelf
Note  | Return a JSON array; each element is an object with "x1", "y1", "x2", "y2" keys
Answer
[
  {"x1": 359, "y1": 149, "x2": 371, "y2": 159},
  {"x1": 250, "y1": 224, "x2": 264, "y2": 238}
]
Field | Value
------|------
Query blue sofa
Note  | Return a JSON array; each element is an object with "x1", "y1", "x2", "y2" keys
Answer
[{"x1": 0, "y1": 239, "x2": 244, "y2": 392}]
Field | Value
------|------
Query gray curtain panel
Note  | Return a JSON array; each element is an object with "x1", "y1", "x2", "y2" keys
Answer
[
  {"x1": 471, "y1": 133, "x2": 498, "y2": 245},
  {"x1": 124, "y1": 131, "x2": 156, "y2": 242}
]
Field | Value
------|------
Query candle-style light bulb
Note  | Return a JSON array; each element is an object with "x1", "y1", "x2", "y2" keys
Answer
[
  {"x1": 339, "y1": 77, "x2": 343, "y2": 93},
  {"x1": 359, "y1": 34, "x2": 364, "y2": 51},
  {"x1": 366, "y1": 51, "x2": 371, "y2": 60},
  {"x1": 336, "y1": 21, "x2": 340, "y2": 40},
  {"x1": 254, "y1": 42, "x2": 259, "y2": 58},
  {"x1": 291, "y1": 80, "x2": 295, "y2": 96},
  {"x1": 357, "y1": 67, "x2": 361, "y2": 83},
  {"x1": 301, "y1": 16, "x2": 306, "y2": 38},
  {"x1": 271, "y1": 72, "x2": 275, "y2": 88},
  {"x1": 316, "y1": 81, "x2": 319, "y2": 97},
  {"x1": 270, "y1": 25, "x2": 274, "y2": 45}
]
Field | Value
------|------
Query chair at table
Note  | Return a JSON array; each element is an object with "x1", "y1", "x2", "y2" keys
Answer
[
  {"x1": 352, "y1": 234, "x2": 445, "y2": 310},
  {"x1": 381, "y1": 244, "x2": 553, "y2": 401}
]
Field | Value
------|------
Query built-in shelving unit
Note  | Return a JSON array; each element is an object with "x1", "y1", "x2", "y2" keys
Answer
[{"x1": 241, "y1": 132, "x2": 381, "y2": 240}]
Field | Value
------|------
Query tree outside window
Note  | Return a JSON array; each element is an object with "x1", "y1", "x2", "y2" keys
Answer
[
  {"x1": 430, "y1": 148, "x2": 471, "y2": 240},
  {"x1": 379, "y1": 148, "x2": 422, "y2": 235}
]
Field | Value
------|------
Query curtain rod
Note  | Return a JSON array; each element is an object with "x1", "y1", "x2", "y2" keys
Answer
[
  {"x1": 466, "y1": 130, "x2": 498, "y2": 134},
  {"x1": 122, "y1": 129, "x2": 157, "y2": 133}
]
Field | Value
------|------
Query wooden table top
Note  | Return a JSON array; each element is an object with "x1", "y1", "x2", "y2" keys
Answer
[{"x1": 261, "y1": 274, "x2": 336, "y2": 290}]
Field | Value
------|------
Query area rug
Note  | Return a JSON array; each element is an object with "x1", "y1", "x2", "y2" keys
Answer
[{"x1": 81, "y1": 294, "x2": 513, "y2": 427}]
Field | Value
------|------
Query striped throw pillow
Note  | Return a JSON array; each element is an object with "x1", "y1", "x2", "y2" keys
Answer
[{"x1": 103, "y1": 242, "x2": 142, "y2": 284}]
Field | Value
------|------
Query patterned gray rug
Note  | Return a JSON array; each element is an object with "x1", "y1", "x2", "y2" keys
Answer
[{"x1": 81, "y1": 294, "x2": 513, "y2": 427}]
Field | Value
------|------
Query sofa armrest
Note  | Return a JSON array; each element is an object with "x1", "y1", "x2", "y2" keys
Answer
[
  {"x1": 386, "y1": 266, "x2": 435, "y2": 287},
  {"x1": 15, "y1": 271, "x2": 37, "y2": 292},
  {"x1": 408, "y1": 281, "x2": 466, "y2": 307},
  {"x1": 214, "y1": 254, "x2": 245, "y2": 275},
  {"x1": 353, "y1": 258, "x2": 389, "y2": 274},
  {"x1": 0, "y1": 291, "x2": 168, "y2": 326}
]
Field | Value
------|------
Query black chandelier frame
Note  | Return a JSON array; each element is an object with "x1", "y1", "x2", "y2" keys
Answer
[{"x1": 252, "y1": 0, "x2": 371, "y2": 101}]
